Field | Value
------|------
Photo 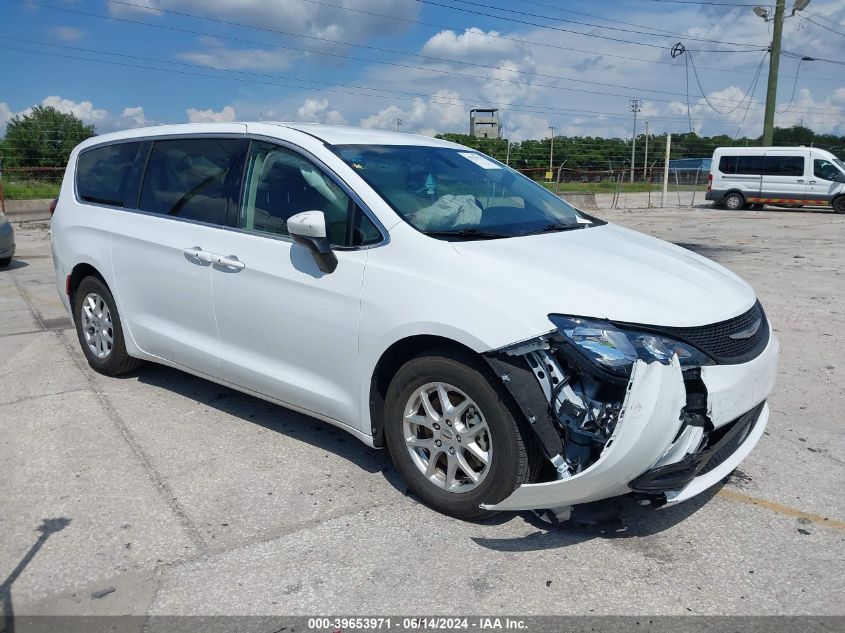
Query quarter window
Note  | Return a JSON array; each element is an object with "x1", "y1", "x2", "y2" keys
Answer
[
  {"x1": 139, "y1": 138, "x2": 246, "y2": 225},
  {"x1": 76, "y1": 142, "x2": 141, "y2": 207},
  {"x1": 240, "y1": 141, "x2": 380, "y2": 246}
]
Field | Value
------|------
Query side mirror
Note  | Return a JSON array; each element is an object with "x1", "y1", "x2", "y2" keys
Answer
[{"x1": 287, "y1": 211, "x2": 338, "y2": 274}]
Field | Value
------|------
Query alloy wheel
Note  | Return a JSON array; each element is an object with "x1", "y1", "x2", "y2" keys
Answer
[
  {"x1": 402, "y1": 382, "x2": 493, "y2": 493},
  {"x1": 80, "y1": 292, "x2": 113, "y2": 359}
]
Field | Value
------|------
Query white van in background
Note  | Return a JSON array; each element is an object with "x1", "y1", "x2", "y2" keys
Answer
[{"x1": 706, "y1": 146, "x2": 845, "y2": 213}]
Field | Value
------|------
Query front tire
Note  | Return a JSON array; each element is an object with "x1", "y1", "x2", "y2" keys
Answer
[
  {"x1": 72, "y1": 276, "x2": 142, "y2": 376},
  {"x1": 724, "y1": 192, "x2": 745, "y2": 210},
  {"x1": 384, "y1": 349, "x2": 538, "y2": 520},
  {"x1": 834, "y1": 197, "x2": 845, "y2": 214},
  {"x1": 0, "y1": 257, "x2": 11, "y2": 268}
]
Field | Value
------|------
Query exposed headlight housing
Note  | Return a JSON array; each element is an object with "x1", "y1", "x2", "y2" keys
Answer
[{"x1": 549, "y1": 314, "x2": 714, "y2": 378}]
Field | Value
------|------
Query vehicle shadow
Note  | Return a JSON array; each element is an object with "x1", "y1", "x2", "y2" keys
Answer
[
  {"x1": 1, "y1": 518, "x2": 71, "y2": 633},
  {"x1": 128, "y1": 363, "x2": 725, "y2": 545},
  {"x1": 133, "y1": 364, "x2": 390, "y2": 475},
  {"x1": 471, "y1": 487, "x2": 721, "y2": 551},
  {"x1": 0, "y1": 259, "x2": 28, "y2": 271}
]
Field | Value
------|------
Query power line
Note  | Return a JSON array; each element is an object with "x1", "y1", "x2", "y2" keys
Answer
[
  {"x1": 33, "y1": 0, "x2": 845, "y2": 84},
  {"x1": 645, "y1": 1, "x2": 760, "y2": 6},
  {"x1": 24, "y1": 2, "x2": 836, "y2": 112},
  {"x1": 802, "y1": 10, "x2": 845, "y2": 27},
  {"x1": 4, "y1": 41, "x2": 839, "y2": 127},
  {"x1": 803, "y1": 16, "x2": 845, "y2": 38},
  {"x1": 414, "y1": 0, "x2": 766, "y2": 51},
  {"x1": 413, "y1": 0, "x2": 764, "y2": 49}
]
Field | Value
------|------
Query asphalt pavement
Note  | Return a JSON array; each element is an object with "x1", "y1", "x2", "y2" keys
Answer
[{"x1": 1, "y1": 207, "x2": 843, "y2": 617}]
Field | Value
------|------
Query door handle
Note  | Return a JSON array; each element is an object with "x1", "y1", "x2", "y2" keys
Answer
[
  {"x1": 809, "y1": 180, "x2": 816, "y2": 184},
  {"x1": 211, "y1": 254, "x2": 246, "y2": 270},
  {"x1": 183, "y1": 247, "x2": 213, "y2": 263},
  {"x1": 796, "y1": 179, "x2": 804, "y2": 183}
]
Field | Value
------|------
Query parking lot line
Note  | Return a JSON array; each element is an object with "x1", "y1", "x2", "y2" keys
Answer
[{"x1": 717, "y1": 488, "x2": 845, "y2": 531}]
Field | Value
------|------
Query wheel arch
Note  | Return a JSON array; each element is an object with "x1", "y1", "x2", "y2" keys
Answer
[
  {"x1": 68, "y1": 262, "x2": 108, "y2": 303},
  {"x1": 369, "y1": 334, "x2": 481, "y2": 447}
]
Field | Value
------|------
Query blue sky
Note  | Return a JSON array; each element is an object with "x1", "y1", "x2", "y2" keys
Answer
[{"x1": 1, "y1": 0, "x2": 844, "y2": 140}]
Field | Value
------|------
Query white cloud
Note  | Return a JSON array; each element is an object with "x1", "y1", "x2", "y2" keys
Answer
[
  {"x1": 0, "y1": 97, "x2": 154, "y2": 134},
  {"x1": 502, "y1": 114, "x2": 552, "y2": 143},
  {"x1": 179, "y1": 37, "x2": 295, "y2": 72},
  {"x1": 186, "y1": 105, "x2": 237, "y2": 123},
  {"x1": 50, "y1": 26, "x2": 84, "y2": 41},
  {"x1": 120, "y1": 106, "x2": 149, "y2": 127},
  {"x1": 296, "y1": 98, "x2": 347, "y2": 125},
  {"x1": 41, "y1": 95, "x2": 108, "y2": 123},
  {"x1": 422, "y1": 28, "x2": 524, "y2": 62},
  {"x1": 0, "y1": 102, "x2": 15, "y2": 130},
  {"x1": 360, "y1": 89, "x2": 465, "y2": 136},
  {"x1": 166, "y1": 0, "x2": 419, "y2": 67}
]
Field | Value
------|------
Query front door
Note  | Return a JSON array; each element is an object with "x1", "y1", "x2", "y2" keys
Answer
[
  {"x1": 111, "y1": 134, "x2": 247, "y2": 378},
  {"x1": 809, "y1": 157, "x2": 845, "y2": 205},
  {"x1": 212, "y1": 140, "x2": 382, "y2": 427}
]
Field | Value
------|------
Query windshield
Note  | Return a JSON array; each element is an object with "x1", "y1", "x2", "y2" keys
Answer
[{"x1": 331, "y1": 144, "x2": 597, "y2": 239}]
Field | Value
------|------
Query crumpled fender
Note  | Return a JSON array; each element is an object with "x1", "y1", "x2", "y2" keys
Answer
[{"x1": 481, "y1": 356, "x2": 686, "y2": 511}]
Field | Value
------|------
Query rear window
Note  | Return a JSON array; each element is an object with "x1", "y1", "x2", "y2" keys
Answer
[
  {"x1": 76, "y1": 142, "x2": 141, "y2": 207},
  {"x1": 139, "y1": 138, "x2": 247, "y2": 225},
  {"x1": 718, "y1": 154, "x2": 804, "y2": 176}
]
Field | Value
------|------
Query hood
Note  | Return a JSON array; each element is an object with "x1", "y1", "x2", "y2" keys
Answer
[{"x1": 452, "y1": 223, "x2": 756, "y2": 328}]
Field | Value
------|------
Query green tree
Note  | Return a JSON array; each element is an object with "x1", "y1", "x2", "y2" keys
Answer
[{"x1": 1, "y1": 106, "x2": 95, "y2": 170}]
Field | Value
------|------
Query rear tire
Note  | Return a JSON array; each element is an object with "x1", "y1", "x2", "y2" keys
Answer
[
  {"x1": 384, "y1": 349, "x2": 539, "y2": 520},
  {"x1": 0, "y1": 257, "x2": 11, "y2": 268},
  {"x1": 724, "y1": 192, "x2": 744, "y2": 210},
  {"x1": 72, "y1": 276, "x2": 142, "y2": 376}
]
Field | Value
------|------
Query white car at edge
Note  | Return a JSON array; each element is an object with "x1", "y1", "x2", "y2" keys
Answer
[{"x1": 50, "y1": 123, "x2": 779, "y2": 520}]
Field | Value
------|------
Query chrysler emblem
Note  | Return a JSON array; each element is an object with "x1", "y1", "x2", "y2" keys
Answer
[{"x1": 729, "y1": 318, "x2": 761, "y2": 340}]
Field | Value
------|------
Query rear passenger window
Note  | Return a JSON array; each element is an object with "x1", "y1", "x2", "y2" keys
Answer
[
  {"x1": 139, "y1": 138, "x2": 246, "y2": 225},
  {"x1": 763, "y1": 156, "x2": 804, "y2": 176},
  {"x1": 719, "y1": 156, "x2": 738, "y2": 174},
  {"x1": 736, "y1": 156, "x2": 765, "y2": 175},
  {"x1": 77, "y1": 142, "x2": 141, "y2": 207}
]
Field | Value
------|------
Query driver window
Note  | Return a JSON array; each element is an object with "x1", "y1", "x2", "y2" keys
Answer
[
  {"x1": 814, "y1": 159, "x2": 841, "y2": 182},
  {"x1": 241, "y1": 141, "x2": 352, "y2": 245}
]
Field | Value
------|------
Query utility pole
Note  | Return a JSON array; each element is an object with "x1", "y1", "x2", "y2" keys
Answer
[
  {"x1": 662, "y1": 134, "x2": 672, "y2": 208},
  {"x1": 643, "y1": 121, "x2": 650, "y2": 182},
  {"x1": 505, "y1": 139, "x2": 511, "y2": 166},
  {"x1": 755, "y1": 0, "x2": 811, "y2": 145},
  {"x1": 628, "y1": 99, "x2": 643, "y2": 183},
  {"x1": 548, "y1": 126, "x2": 555, "y2": 181},
  {"x1": 394, "y1": 117, "x2": 403, "y2": 132},
  {"x1": 763, "y1": 0, "x2": 785, "y2": 146}
]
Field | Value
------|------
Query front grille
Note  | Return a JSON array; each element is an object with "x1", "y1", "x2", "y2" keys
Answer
[{"x1": 661, "y1": 300, "x2": 769, "y2": 364}]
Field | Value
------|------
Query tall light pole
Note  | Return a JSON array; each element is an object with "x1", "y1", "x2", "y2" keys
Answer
[
  {"x1": 548, "y1": 126, "x2": 555, "y2": 180},
  {"x1": 628, "y1": 99, "x2": 643, "y2": 183},
  {"x1": 754, "y1": 0, "x2": 811, "y2": 145},
  {"x1": 643, "y1": 121, "x2": 650, "y2": 182}
]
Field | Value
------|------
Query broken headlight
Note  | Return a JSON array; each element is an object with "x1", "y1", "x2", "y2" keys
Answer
[{"x1": 548, "y1": 314, "x2": 714, "y2": 377}]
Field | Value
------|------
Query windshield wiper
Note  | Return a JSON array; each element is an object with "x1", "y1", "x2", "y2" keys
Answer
[
  {"x1": 524, "y1": 222, "x2": 587, "y2": 235},
  {"x1": 421, "y1": 227, "x2": 511, "y2": 240}
]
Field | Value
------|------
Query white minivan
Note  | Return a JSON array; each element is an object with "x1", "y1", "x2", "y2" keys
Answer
[
  {"x1": 52, "y1": 123, "x2": 779, "y2": 520},
  {"x1": 707, "y1": 145, "x2": 845, "y2": 212}
]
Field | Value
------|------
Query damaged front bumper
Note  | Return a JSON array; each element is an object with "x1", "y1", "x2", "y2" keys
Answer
[{"x1": 481, "y1": 328, "x2": 779, "y2": 512}]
